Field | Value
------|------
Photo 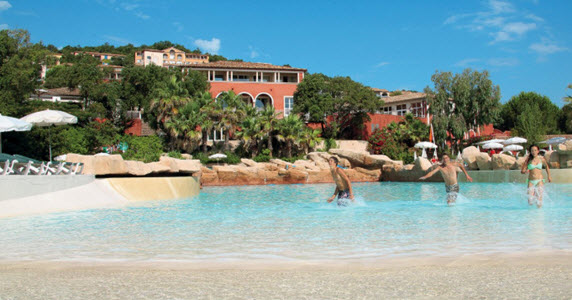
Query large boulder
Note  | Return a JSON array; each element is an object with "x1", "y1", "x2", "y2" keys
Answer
[
  {"x1": 307, "y1": 169, "x2": 333, "y2": 184},
  {"x1": 240, "y1": 158, "x2": 258, "y2": 168},
  {"x1": 462, "y1": 146, "x2": 480, "y2": 170},
  {"x1": 412, "y1": 157, "x2": 432, "y2": 172},
  {"x1": 307, "y1": 152, "x2": 330, "y2": 164},
  {"x1": 213, "y1": 165, "x2": 238, "y2": 181},
  {"x1": 124, "y1": 160, "x2": 152, "y2": 176},
  {"x1": 475, "y1": 153, "x2": 492, "y2": 170},
  {"x1": 548, "y1": 151, "x2": 560, "y2": 169},
  {"x1": 174, "y1": 159, "x2": 202, "y2": 173},
  {"x1": 66, "y1": 153, "x2": 128, "y2": 175},
  {"x1": 235, "y1": 166, "x2": 266, "y2": 185},
  {"x1": 269, "y1": 158, "x2": 293, "y2": 169},
  {"x1": 491, "y1": 154, "x2": 516, "y2": 170},
  {"x1": 329, "y1": 149, "x2": 399, "y2": 169},
  {"x1": 294, "y1": 160, "x2": 320, "y2": 171},
  {"x1": 515, "y1": 157, "x2": 526, "y2": 170}
]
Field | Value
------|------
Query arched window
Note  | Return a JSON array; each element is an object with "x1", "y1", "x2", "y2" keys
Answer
[
  {"x1": 170, "y1": 50, "x2": 175, "y2": 59},
  {"x1": 163, "y1": 54, "x2": 168, "y2": 60},
  {"x1": 177, "y1": 54, "x2": 182, "y2": 60}
]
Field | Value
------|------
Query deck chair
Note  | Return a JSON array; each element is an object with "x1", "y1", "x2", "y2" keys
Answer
[
  {"x1": 14, "y1": 161, "x2": 49, "y2": 175},
  {"x1": 0, "y1": 154, "x2": 17, "y2": 175}
]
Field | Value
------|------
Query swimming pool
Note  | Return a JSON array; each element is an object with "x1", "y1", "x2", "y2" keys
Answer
[{"x1": 0, "y1": 182, "x2": 570, "y2": 263}]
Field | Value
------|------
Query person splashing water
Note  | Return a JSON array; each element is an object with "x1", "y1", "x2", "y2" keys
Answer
[
  {"x1": 327, "y1": 156, "x2": 354, "y2": 207},
  {"x1": 521, "y1": 144, "x2": 552, "y2": 208},
  {"x1": 419, "y1": 154, "x2": 473, "y2": 205}
]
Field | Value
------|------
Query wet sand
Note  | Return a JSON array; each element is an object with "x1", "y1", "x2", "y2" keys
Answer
[{"x1": 1, "y1": 253, "x2": 571, "y2": 299}]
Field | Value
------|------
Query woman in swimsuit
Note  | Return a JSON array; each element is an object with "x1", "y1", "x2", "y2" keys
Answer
[{"x1": 520, "y1": 144, "x2": 552, "y2": 208}]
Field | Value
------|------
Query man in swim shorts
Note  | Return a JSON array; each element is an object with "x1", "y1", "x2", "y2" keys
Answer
[
  {"x1": 419, "y1": 154, "x2": 472, "y2": 205},
  {"x1": 327, "y1": 156, "x2": 354, "y2": 206}
]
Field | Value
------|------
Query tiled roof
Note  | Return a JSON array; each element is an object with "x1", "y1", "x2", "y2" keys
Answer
[
  {"x1": 45, "y1": 87, "x2": 81, "y2": 96},
  {"x1": 371, "y1": 88, "x2": 389, "y2": 92},
  {"x1": 188, "y1": 61, "x2": 307, "y2": 71},
  {"x1": 383, "y1": 91, "x2": 426, "y2": 104}
]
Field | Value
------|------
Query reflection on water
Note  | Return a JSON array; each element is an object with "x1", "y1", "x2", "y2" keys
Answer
[{"x1": 0, "y1": 182, "x2": 570, "y2": 263}]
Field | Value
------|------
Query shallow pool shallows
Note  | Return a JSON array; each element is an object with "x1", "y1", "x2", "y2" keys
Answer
[{"x1": 0, "y1": 182, "x2": 570, "y2": 263}]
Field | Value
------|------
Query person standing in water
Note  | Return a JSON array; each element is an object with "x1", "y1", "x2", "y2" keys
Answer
[
  {"x1": 419, "y1": 154, "x2": 473, "y2": 205},
  {"x1": 327, "y1": 156, "x2": 354, "y2": 206},
  {"x1": 520, "y1": 144, "x2": 552, "y2": 208}
]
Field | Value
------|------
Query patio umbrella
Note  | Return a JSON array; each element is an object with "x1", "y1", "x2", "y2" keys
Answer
[
  {"x1": 503, "y1": 137, "x2": 527, "y2": 145},
  {"x1": 21, "y1": 109, "x2": 78, "y2": 161},
  {"x1": 503, "y1": 144, "x2": 523, "y2": 151},
  {"x1": 540, "y1": 137, "x2": 567, "y2": 151},
  {"x1": 414, "y1": 142, "x2": 437, "y2": 159},
  {"x1": 0, "y1": 114, "x2": 33, "y2": 153},
  {"x1": 482, "y1": 142, "x2": 504, "y2": 149},
  {"x1": 476, "y1": 139, "x2": 505, "y2": 145},
  {"x1": 208, "y1": 153, "x2": 227, "y2": 165}
]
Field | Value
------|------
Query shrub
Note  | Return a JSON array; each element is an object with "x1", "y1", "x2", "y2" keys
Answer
[
  {"x1": 121, "y1": 135, "x2": 165, "y2": 163},
  {"x1": 193, "y1": 152, "x2": 209, "y2": 164},
  {"x1": 223, "y1": 151, "x2": 241, "y2": 164},
  {"x1": 168, "y1": 151, "x2": 183, "y2": 159},
  {"x1": 253, "y1": 149, "x2": 271, "y2": 162}
]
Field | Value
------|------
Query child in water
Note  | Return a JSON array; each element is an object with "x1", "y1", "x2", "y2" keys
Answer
[
  {"x1": 419, "y1": 154, "x2": 473, "y2": 205},
  {"x1": 327, "y1": 157, "x2": 354, "y2": 206},
  {"x1": 520, "y1": 144, "x2": 552, "y2": 208}
]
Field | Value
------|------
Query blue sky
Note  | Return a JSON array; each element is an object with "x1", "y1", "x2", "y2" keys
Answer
[{"x1": 1, "y1": 0, "x2": 571, "y2": 107}]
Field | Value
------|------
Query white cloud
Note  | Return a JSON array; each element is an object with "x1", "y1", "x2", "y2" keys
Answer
[
  {"x1": 0, "y1": 1, "x2": 11, "y2": 11},
  {"x1": 503, "y1": 22, "x2": 536, "y2": 35},
  {"x1": 172, "y1": 22, "x2": 184, "y2": 32},
  {"x1": 443, "y1": 13, "x2": 472, "y2": 25},
  {"x1": 375, "y1": 62, "x2": 390, "y2": 68},
  {"x1": 526, "y1": 14, "x2": 544, "y2": 22},
  {"x1": 529, "y1": 40, "x2": 568, "y2": 55},
  {"x1": 134, "y1": 11, "x2": 149, "y2": 19},
  {"x1": 249, "y1": 46, "x2": 259, "y2": 59},
  {"x1": 120, "y1": 3, "x2": 138, "y2": 11},
  {"x1": 454, "y1": 58, "x2": 480, "y2": 67},
  {"x1": 103, "y1": 35, "x2": 132, "y2": 45},
  {"x1": 488, "y1": 0, "x2": 515, "y2": 14},
  {"x1": 487, "y1": 57, "x2": 519, "y2": 66},
  {"x1": 0, "y1": 24, "x2": 8, "y2": 30},
  {"x1": 194, "y1": 38, "x2": 220, "y2": 54}
]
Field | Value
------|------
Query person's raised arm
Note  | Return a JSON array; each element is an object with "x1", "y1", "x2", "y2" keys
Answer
[
  {"x1": 419, "y1": 166, "x2": 439, "y2": 180},
  {"x1": 543, "y1": 157, "x2": 552, "y2": 183},
  {"x1": 458, "y1": 162, "x2": 473, "y2": 182}
]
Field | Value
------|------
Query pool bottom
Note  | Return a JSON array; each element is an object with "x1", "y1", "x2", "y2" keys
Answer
[{"x1": 1, "y1": 252, "x2": 570, "y2": 299}]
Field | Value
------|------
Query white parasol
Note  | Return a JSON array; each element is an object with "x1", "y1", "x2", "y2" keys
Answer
[
  {"x1": 0, "y1": 114, "x2": 33, "y2": 153},
  {"x1": 414, "y1": 141, "x2": 438, "y2": 149},
  {"x1": 482, "y1": 142, "x2": 504, "y2": 149},
  {"x1": 503, "y1": 144, "x2": 523, "y2": 151},
  {"x1": 21, "y1": 109, "x2": 78, "y2": 160},
  {"x1": 503, "y1": 137, "x2": 527, "y2": 145},
  {"x1": 476, "y1": 139, "x2": 505, "y2": 145},
  {"x1": 540, "y1": 137, "x2": 567, "y2": 151}
]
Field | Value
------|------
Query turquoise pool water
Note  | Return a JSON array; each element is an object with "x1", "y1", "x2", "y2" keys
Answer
[{"x1": 0, "y1": 182, "x2": 571, "y2": 263}]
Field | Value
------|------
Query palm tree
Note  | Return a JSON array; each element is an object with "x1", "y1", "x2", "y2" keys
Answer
[
  {"x1": 236, "y1": 116, "x2": 262, "y2": 157},
  {"x1": 300, "y1": 127, "x2": 323, "y2": 154},
  {"x1": 565, "y1": 84, "x2": 572, "y2": 103},
  {"x1": 217, "y1": 91, "x2": 247, "y2": 151},
  {"x1": 277, "y1": 114, "x2": 304, "y2": 158},
  {"x1": 150, "y1": 75, "x2": 192, "y2": 149},
  {"x1": 196, "y1": 92, "x2": 218, "y2": 153},
  {"x1": 258, "y1": 106, "x2": 281, "y2": 157}
]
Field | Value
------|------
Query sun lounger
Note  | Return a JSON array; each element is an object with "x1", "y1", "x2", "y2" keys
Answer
[
  {"x1": 0, "y1": 154, "x2": 17, "y2": 175},
  {"x1": 14, "y1": 161, "x2": 49, "y2": 175},
  {"x1": 11, "y1": 154, "x2": 83, "y2": 175}
]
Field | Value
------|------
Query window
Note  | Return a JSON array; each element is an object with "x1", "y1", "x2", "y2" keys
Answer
[
  {"x1": 396, "y1": 104, "x2": 407, "y2": 116},
  {"x1": 208, "y1": 128, "x2": 224, "y2": 142},
  {"x1": 177, "y1": 54, "x2": 182, "y2": 60},
  {"x1": 214, "y1": 75, "x2": 224, "y2": 81},
  {"x1": 284, "y1": 97, "x2": 294, "y2": 116},
  {"x1": 383, "y1": 106, "x2": 392, "y2": 114},
  {"x1": 146, "y1": 56, "x2": 151, "y2": 61},
  {"x1": 411, "y1": 102, "x2": 425, "y2": 117},
  {"x1": 163, "y1": 54, "x2": 168, "y2": 60},
  {"x1": 371, "y1": 124, "x2": 380, "y2": 132},
  {"x1": 232, "y1": 75, "x2": 250, "y2": 82}
]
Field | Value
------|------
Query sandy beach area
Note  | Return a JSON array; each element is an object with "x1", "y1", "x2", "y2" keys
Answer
[{"x1": 1, "y1": 252, "x2": 570, "y2": 299}]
